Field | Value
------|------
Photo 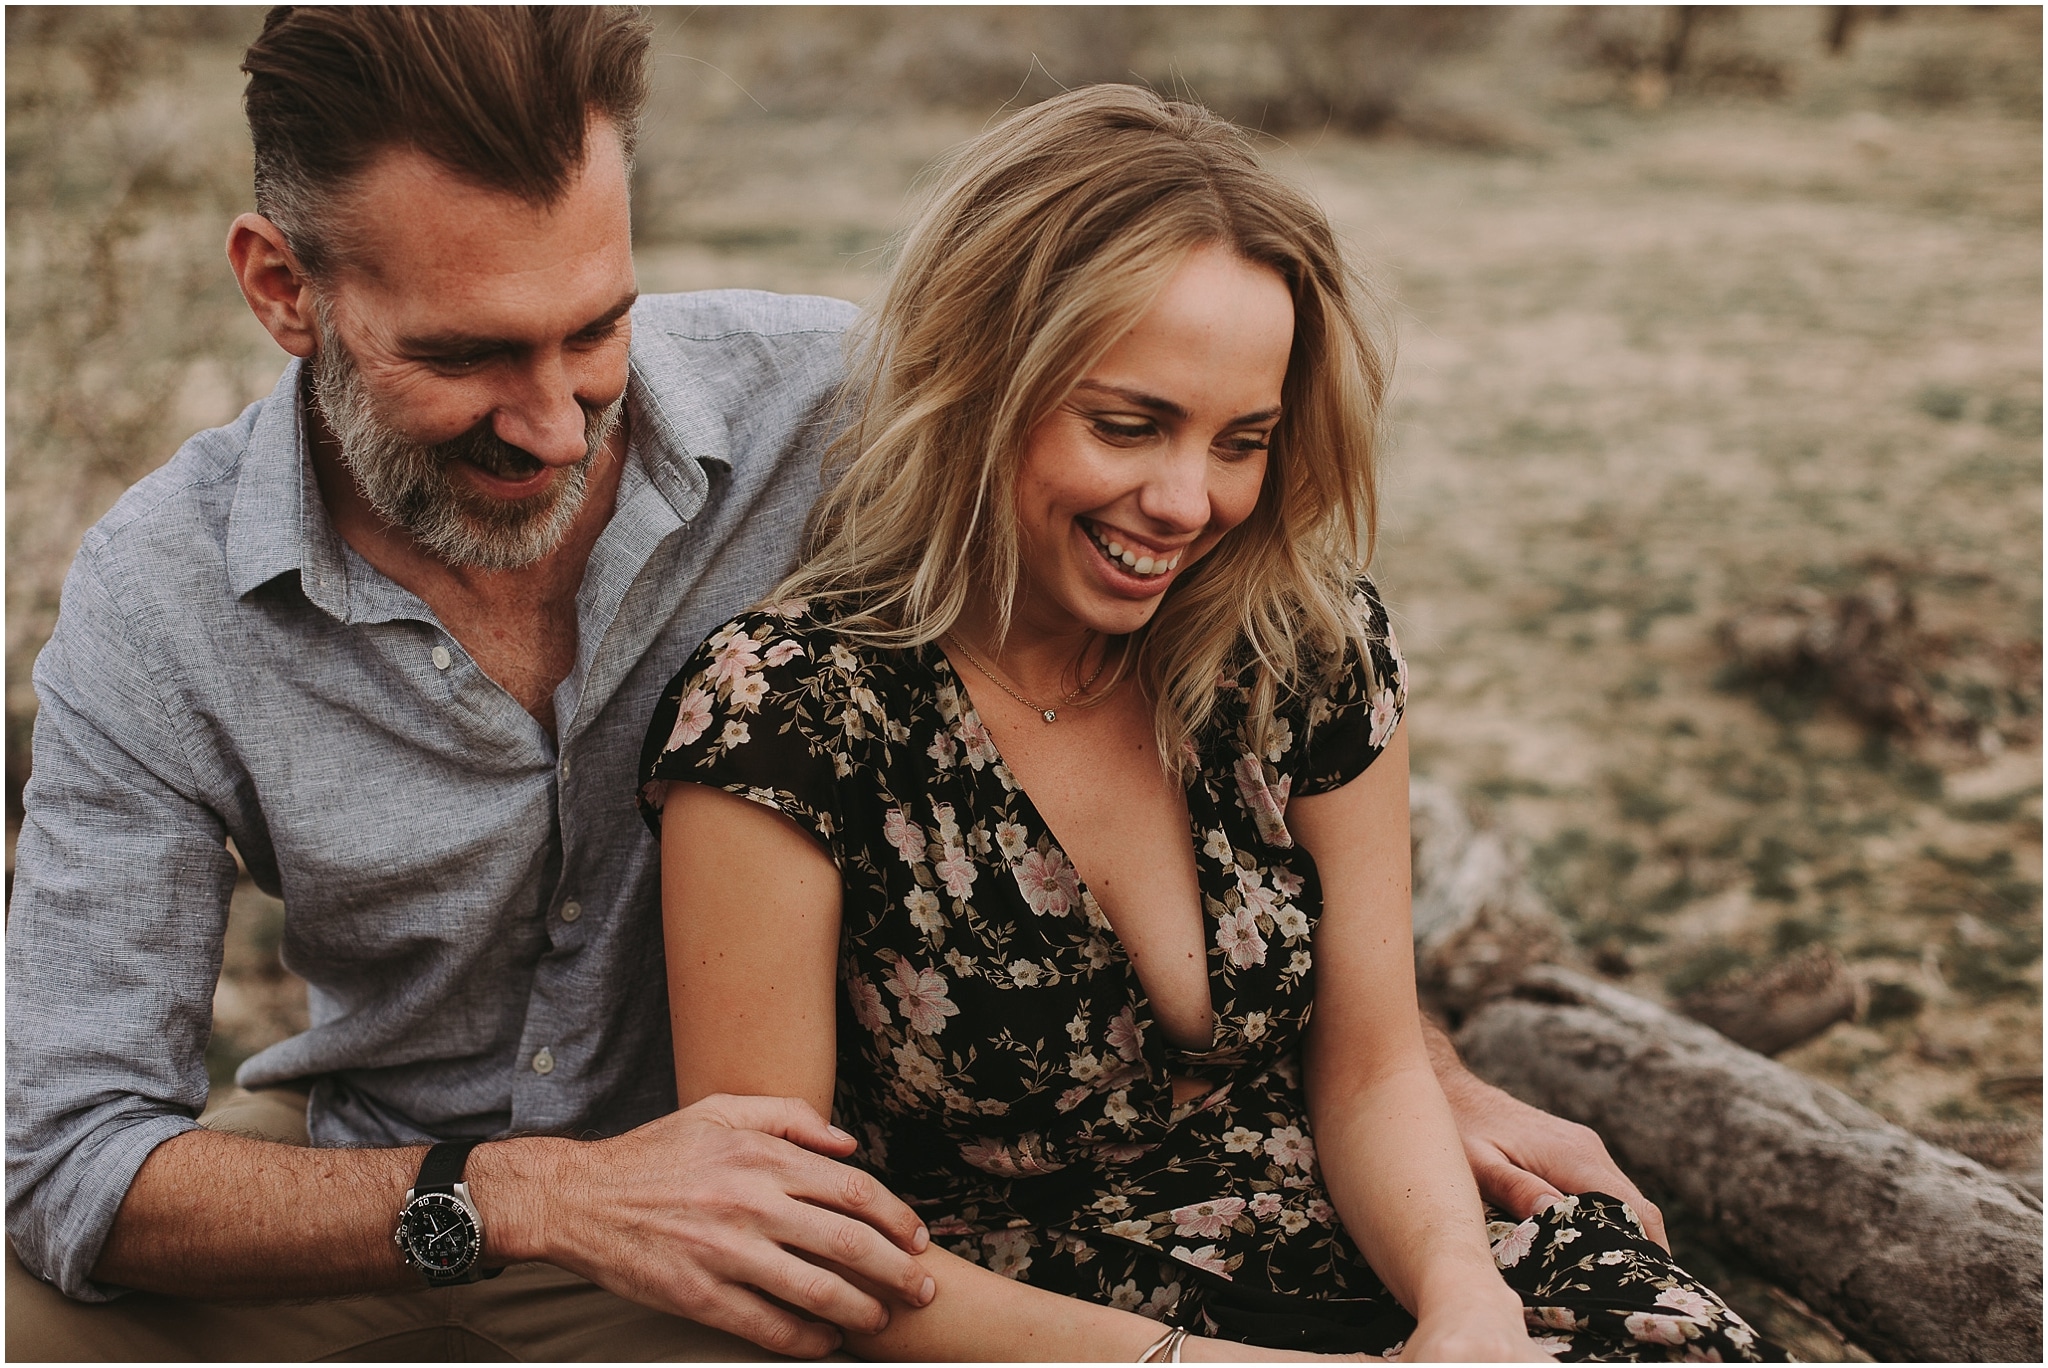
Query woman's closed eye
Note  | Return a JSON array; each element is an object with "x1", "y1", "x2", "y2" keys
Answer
[
  {"x1": 1217, "y1": 430, "x2": 1275, "y2": 461},
  {"x1": 1089, "y1": 416, "x2": 1157, "y2": 445}
]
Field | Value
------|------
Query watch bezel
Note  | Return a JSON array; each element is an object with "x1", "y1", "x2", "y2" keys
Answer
[{"x1": 395, "y1": 1189, "x2": 483, "y2": 1281}]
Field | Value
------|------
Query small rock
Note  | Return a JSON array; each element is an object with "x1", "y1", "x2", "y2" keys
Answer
[{"x1": 1677, "y1": 944, "x2": 1856, "y2": 1056}]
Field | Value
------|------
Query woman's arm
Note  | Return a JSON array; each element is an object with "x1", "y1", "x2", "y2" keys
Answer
[
  {"x1": 1288, "y1": 726, "x2": 1546, "y2": 1362},
  {"x1": 662, "y1": 782, "x2": 1324, "y2": 1361}
]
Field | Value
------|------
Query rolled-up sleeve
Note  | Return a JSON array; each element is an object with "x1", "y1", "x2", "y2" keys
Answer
[{"x1": 6, "y1": 545, "x2": 236, "y2": 1301}]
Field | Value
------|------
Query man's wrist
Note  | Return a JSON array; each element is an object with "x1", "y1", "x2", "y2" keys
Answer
[
  {"x1": 1421, "y1": 1023, "x2": 1488, "y2": 1103},
  {"x1": 464, "y1": 1135, "x2": 577, "y2": 1266}
]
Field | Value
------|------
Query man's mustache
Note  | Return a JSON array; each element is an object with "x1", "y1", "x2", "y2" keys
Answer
[{"x1": 437, "y1": 423, "x2": 553, "y2": 483}]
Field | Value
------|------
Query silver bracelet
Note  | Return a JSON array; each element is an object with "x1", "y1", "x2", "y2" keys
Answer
[{"x1": 1136, "y1": 1325, "x2": 1189, "y2": 1362}]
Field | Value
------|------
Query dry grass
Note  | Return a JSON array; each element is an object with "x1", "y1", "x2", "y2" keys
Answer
[{"x1": 6, "y1": 0, "x2": 2039, "y2": 1242}]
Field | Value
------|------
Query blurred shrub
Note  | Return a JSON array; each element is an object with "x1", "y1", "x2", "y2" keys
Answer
[
  {"x1": 5, "y1": 6, "x2": 273, "y2": 816},
  {"x1": 652, "y1": 5, "x2": 1499, "y2": 132}
]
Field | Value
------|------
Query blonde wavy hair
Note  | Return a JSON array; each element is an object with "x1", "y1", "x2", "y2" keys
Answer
[{"x1": 775, "y1": 84, "x2": 1392, "y2": 777}]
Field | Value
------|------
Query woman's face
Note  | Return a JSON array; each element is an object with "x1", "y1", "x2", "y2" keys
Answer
[{"x1": 1011, "y1": 244, "x2": 1294, "y2": 642}]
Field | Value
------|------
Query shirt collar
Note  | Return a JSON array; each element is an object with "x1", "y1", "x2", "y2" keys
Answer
[
  {"x1": 224, "y1": 313, "x2": 731, "y2": 614},
  {"x1": 622, "y1": 302, "x2": 741, "y2": 523},
  {"x1": 225, "y1": 359, "x2": 353, "y2": 613}
]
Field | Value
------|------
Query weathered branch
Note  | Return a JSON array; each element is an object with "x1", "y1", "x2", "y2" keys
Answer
[{"x1": 1456, "y1": 966, "x2": 2043, "y2": 1362}]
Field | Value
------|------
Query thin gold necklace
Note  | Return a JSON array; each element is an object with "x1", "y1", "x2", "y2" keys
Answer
[{"x1": 946, "y1": 633, "x2": 1110, "y2": 724}]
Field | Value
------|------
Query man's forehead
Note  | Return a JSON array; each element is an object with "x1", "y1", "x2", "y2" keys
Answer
[
  {"x1": 326, "y1": 118, "x2": 631, "y2": 271},
  {"x1": 319, "y1": 120, "x2": 636, "y2": 335}
]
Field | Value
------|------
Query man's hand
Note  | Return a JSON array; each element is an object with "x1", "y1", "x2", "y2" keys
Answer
[
  {"x1": 1420, "y1": 1018, "x2": 1669, "y2": 1250},
  {"x1": 483, "y1": 1093, "x2": 935, "y2": 1359}
]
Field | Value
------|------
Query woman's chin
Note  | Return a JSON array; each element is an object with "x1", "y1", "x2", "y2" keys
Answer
[{"x1": 1054, "y1": 582, "x2": 1172, "y2": 639}]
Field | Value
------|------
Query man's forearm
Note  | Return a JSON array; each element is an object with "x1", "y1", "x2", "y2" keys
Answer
[
  {"x1": 94, "y1": 1129, "x2": 563, "y2": 1299},
  {"x1": 1419, "y1": 1009, "x2": 1481, "y2": 1095}
]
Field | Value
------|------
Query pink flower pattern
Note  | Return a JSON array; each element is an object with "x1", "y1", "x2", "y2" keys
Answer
[
  {"x1": 883, "y1": 957, "x2": 959, "y2": 1036},
  {"x1": 935, "y1": 847, "x2": 977, "y2": 899},
  {"x1": 1233, "y1": 753, "x2": 1294, "y2": 849},
  {"x1": 1216, "y1": 907, "x2": 1268, "y2": 969},
  {"x1": 1170, "y1": 1197, "x2": 1246, "y2": 1239},
  {"x1": 883, "y1": 808, "x2": 926, "y2": 864},
  {"x1": 662, "y1": 688, "x2": 714, "y2": 753},
  {"x1": 1015, "y1": 844, "x2": 1080, "y2": 918}
]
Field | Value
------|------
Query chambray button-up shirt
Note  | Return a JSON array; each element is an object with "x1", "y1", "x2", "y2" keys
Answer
[{"x1": 6, "y1": 291, "x2": 856, "y2": 1300}]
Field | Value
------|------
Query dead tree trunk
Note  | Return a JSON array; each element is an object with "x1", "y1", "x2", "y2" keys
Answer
[{"x1": 1457, "y1": 966, "x2": 2043, "y2": 1362}]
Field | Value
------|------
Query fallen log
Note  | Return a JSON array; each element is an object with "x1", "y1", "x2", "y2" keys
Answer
[{"x1": 1457, "y1": 965, "x2": 2043, "y2": 1363}]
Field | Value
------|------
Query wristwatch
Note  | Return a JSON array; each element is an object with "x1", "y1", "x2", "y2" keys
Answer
[{"x1": 393, "y1": 1141, "x2": 500, "y2": 1286}]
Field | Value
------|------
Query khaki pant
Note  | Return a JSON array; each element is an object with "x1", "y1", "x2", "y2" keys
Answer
[{"x1": 5, "y1": 1091, "x2": 794, "y2": 1361}]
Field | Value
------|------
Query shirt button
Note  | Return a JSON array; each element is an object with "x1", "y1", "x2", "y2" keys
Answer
[
  {"x1": 431, "y1": 646, "x2": 452, "y2": 671},
  {"x1": 560, "y1": 900, "x2": 583, "y2": 923},
  {"x1": 531, "y1": 1048, "x2": 555, "y2": 1076}
]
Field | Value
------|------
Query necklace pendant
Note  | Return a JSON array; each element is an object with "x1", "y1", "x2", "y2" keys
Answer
[{"x1": 1042, "y1": 708, "x2": 1058, "y2": 723}]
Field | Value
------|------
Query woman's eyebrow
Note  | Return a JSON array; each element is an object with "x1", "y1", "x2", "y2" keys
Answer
[
  {"x1": 1073, "y1": 381, "x2": 1189, "y2": 421},
  {"x1": 1072, "y1": 381, "x2": 1279, "y2": 426}
]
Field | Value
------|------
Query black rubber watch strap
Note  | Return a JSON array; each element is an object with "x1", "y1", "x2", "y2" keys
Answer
[{"x1": 414, "y1": 1140, "x2": 483, "y2": 1195}]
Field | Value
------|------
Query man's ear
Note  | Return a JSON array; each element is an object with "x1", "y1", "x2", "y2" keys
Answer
[{"x1": 227, "y1": 213, "x2": 321, "y2": 358}]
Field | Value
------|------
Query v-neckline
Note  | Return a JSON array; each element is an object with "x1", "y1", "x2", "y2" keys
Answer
[{"x1": 928, "y1": 642, "x2": 1225, "y2": 1057}]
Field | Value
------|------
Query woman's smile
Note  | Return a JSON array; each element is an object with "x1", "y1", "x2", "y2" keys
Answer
[{"x1": 1080, "y1": 518, "x2": 1185, "y2": 583}]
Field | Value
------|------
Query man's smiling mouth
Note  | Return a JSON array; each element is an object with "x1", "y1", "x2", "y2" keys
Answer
[{"x1": 458, "y1": 443, "x2": 547, "y2": 481}]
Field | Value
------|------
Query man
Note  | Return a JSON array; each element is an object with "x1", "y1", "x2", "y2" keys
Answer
[{"x1": 6, "y1": 8, "x2": 1662, "y2": 1360}]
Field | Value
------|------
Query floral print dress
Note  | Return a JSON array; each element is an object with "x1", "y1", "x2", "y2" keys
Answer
[{"x1": 638, "y1": 580, "x2": 1777, "y2": 1361}]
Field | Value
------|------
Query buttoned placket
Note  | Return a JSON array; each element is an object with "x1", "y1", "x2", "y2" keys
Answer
[{"x1": 510, "y1": 412, "x2": 702, "y2": 1128}]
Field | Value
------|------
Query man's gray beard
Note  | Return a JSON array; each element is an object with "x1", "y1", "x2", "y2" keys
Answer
[{"x1": 309, "y1": 316, "x2": 623, "y2": 573}]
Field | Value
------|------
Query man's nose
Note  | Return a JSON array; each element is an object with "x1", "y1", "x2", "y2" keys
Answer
[{"x1": 490, "y1": 355, "x2": 602, "y2": 466}]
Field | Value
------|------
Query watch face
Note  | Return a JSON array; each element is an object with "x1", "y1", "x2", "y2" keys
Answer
[{"x1": 398, "y1": 1192, "x2": 480, "y2": 1275}]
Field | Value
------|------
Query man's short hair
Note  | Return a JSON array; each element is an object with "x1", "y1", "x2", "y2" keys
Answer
[{"x1": 242, "y1": 5, "x2": 653, "y2": 278}]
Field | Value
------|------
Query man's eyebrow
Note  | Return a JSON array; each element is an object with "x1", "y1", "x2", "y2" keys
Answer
[
  {"x1": 1072, "y1": 380, "x2": 1280, "y2": 426},
  {"x1": 569, "y1": 291, "x2": 639, "y2": 337},
  {"x1": 397, "y1": 290, "x2": 639, "y2": 355}
]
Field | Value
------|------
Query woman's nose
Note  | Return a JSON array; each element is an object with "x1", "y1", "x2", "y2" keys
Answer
[{"x1": 1137, "y1": 445, "x2": 1215, "y2": 531}]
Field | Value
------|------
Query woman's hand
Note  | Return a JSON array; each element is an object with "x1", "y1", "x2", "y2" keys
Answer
[{"x1": 1396, "y1": 1312, "x2": 1553, "y2": 1363}]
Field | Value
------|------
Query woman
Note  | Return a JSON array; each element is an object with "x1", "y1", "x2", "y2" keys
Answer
[{"x1": 639, "y1": 86, "x2": 1773, "y2": 1361}]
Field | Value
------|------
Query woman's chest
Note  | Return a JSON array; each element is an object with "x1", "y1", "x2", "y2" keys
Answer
[
  {"x1": 831, "y1": 675, "x2": 1328, "y2": 1144},
  {"x1": 976, "y1": 697, "x2": 1215, "y2": 1050}
]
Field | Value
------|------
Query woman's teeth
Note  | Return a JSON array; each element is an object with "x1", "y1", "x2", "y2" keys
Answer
[{"x1": 1089, "y1": 525, "x2": 1179, "y2": 578}]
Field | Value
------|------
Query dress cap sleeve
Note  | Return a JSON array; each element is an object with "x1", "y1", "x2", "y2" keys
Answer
[
  {"x1": 637, "y1": 602, "x2": 842, "y2": 858},
  {"x1": 1288, "y1": 575, "x2": 1410, "y2": 798}
]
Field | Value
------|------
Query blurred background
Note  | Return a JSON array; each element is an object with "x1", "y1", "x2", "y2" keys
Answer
[{"x1": 5, "y1": 5, "x2": 2040, "y2": 1339}]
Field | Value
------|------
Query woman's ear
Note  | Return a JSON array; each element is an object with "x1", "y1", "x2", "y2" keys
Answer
[{"x1": 226, "y1": 213, "x2": 320, "y2": 358}]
